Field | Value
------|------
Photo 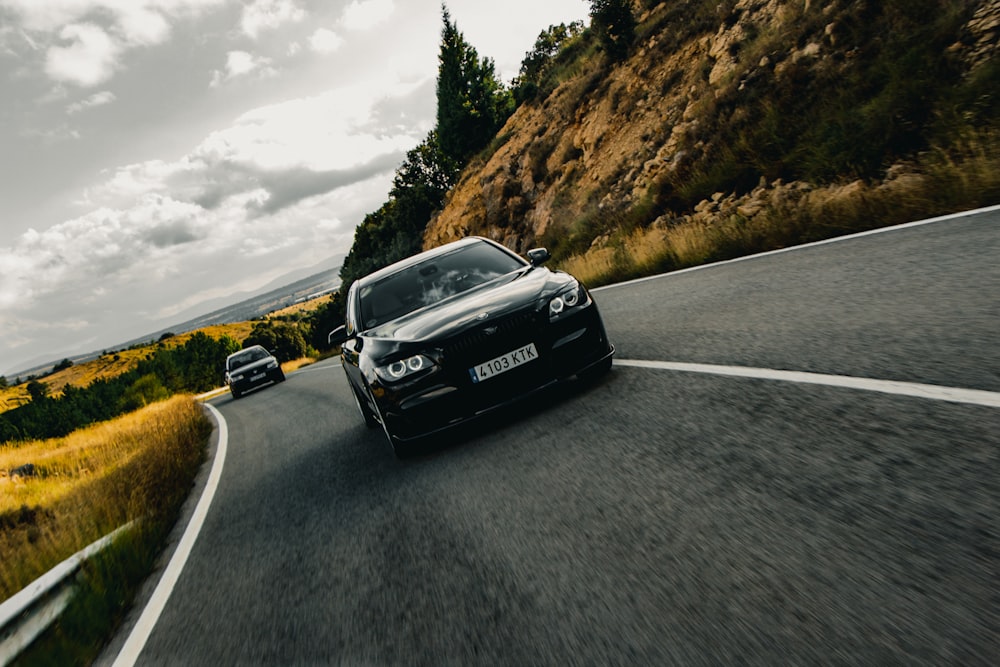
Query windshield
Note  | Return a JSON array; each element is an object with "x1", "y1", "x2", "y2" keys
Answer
[
  {"x1": 228, "y1": 347, "x2": 268, "y2": 371},
  {"x1": 358, "y1": 241, "x2": 524, "y2": 329}
]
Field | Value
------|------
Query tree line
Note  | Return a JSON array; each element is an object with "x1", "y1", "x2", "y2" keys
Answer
[
  {"x1": 315, "y1": 2, "x2": 636, "y2": 329},
  {"x1": 0, "y1": 1, "x2": 640, "y2": 443},
  {"x1": 0, "y1": 333, "x2": 240, "y2": 443}
]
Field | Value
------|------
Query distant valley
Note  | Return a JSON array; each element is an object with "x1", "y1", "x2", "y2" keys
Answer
[{"x1": 9, "y1": 256, "x2": 343, "y2": 378}]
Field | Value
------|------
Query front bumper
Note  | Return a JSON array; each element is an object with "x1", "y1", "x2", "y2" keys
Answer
[
  {"x1": 230, "y1": 367, "x2": 283, "y2": 394},
  {"x1": 374, "y1": 304, "x2": 613, "y2": 442}
]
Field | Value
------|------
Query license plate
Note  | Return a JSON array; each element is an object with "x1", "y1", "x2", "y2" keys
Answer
[
  {"x1": 469, "y1": 343, "x2": 538, "y2": 383},
  {"x1": 251, "y1": 373, "x2": 266, "y2": 381}
]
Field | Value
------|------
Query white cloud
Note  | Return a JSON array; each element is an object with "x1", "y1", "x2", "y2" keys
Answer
[
  {"x1": 0, "y1": 0, "x2": 227, "y2": 33},
  {"x1": 66, "y1": 90, "x2": 117, "y2": 114},
  {"x1": 241, "y1": 0, "x2": 304, "y2": 39},
  {"x1": 22, "y1": 123, "x2": 82, "y2": 143},
  {"x1": 0, "y1": 194, "x2": 207, "y2": 309},
  {"x1": 198, "y1": 83, "x2": 427, "y2": 171},
  {"x1": 115, "y1": 5, "x2": 171, "y2": 46},
  {"x1": 2, "y1": 0, "x2": 227, "y2": 86},
  {"x1": 309, "y1": 28, "x2": 343, "y2": 54},
  {"x1": 339, "y1": 0, "x2": 394, "y2": 31},
  {"x1": 210, "y1": 50, "x2": 276, "y2": 87},
  {"x1": 82, "y1": 159, "x2": 180, "y2": 205},
  {"x1": 79, "y1": 77, "x2": 431, "y2": 219},
  {"x1": 45, "y1": 23, "x2": 121, "y2": 87},
  {"x1": 7, "y1": 81, "x2": 427, "y2": 318}
]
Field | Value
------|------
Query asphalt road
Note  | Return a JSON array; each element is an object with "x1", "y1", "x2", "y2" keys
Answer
[{"x1": 103, "y1": 210, "x2": 999, "y2": 665}]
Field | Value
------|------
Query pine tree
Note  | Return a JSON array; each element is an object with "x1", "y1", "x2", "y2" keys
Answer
[
  {"x1": 436, "y1": 5, "x2": 513, "y2": 165},
  {"x1": 590, "y1": 0, "x2": 636, "y2": 61}
]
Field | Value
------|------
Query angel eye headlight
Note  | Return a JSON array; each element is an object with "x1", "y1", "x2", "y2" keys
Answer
[
  {"x1": 376, "y1": 354, "x2": 434, "y2": 382},
  {"x1": 549, "y1": 281, "x2": 587, "y2": 320}
]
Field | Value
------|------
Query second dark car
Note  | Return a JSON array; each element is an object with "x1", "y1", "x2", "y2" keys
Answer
[
  {"x1": 329, "y1": 236, "x2": 614, "y2": 456},
  {"x1": 225, "y1": 345, "x2": 285, "y2": 399}
]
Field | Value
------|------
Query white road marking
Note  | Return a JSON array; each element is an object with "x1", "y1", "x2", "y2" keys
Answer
[
  {"x1": 614, "y1": 359, "x2": 1000, "y2": 409},
  {"x1": 594, "y1": 204, "x2": 1000, "y2": 292},
  {"x1": 111, "y1": 403, "x2": 229, "y2": 667},
  {"x1": 104, "y1": 207, "x2": 999, "y2": 660}
]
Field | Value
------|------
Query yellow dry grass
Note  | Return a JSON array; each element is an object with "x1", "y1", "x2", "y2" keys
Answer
[
  {"x1": 281, "y1": 358, "x2": 317, "y2": 373},
  {"x1": 267, "y1": 294, "x2": 332, "y2": 319},
  {"x1": 560, "y1": 131, "x2": 1000, "y2": 287},
  {"x1": 1, "y1": 322, "x2": 254, "y2": 413},
  {"x1": 0, "y1": 395, "x2": 210, "y2": 600}
]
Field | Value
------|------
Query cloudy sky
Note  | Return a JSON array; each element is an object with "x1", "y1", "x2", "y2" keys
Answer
[{"x1": 0, "y1": 0, "x2": 590, "y2": 376}]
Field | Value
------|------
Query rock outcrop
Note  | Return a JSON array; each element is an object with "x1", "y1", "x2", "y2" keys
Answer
[{"x1": 423, "y1": 0, "x2": 995, "y2": 256}]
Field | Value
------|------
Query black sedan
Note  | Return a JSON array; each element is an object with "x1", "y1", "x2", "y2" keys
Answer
[
  {"x1": 328, "y1": 236, "x2": 614, "y2": 456},
  {"x1": 224, "y1": 345, "x2": 285, "y2": 398}
]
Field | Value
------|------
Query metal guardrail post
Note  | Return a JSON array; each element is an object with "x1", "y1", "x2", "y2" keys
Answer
[{"x1": 0, "y1": 522, "x2": 134, "y2": 666}]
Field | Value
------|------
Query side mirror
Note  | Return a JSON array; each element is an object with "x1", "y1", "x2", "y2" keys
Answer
[
  {"x1": 328, "y1": 325, "x2": 350, "y2": 347},
  {"x1": 527, "y1": 247, "x2": 551, "y2": 267}
]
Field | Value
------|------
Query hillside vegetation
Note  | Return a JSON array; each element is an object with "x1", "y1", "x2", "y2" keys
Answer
[
  {"x1": 0, "y1": 396, "x2": 210, "y2": 664},
  {"x1": 422, "y1": 0, "x2": 1000, "y2": 284},
  {"x1": 0, "y1": 298, "x2": 332, "y2": 442}
]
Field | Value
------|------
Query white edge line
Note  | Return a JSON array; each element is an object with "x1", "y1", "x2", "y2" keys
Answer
[
  {"x1": 614, "y1": 359, "x2": 1000, "y2": 409},
  {"x1": 593, "y1": 204, "x2": 1000, "y2": 292},
  {"x1": 111, "y1": 403, "x2": 229, "y2": 667}
]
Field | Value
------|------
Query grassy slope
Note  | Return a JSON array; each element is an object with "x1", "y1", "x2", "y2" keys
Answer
[
  {"x1": 0, "y1": 322, "x2": 255, "y2": 414},
  {"x1": 0, "y1": 396, "x2": 210, "y2": 599}
]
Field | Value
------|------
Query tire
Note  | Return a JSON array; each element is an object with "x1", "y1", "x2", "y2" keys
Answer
[
  {"x1": 377, "y1": 410, "x2": 410, "y2": 458},
  {"x1": 275, "y1": 369, "x2": 286, "y2": 382},
  {"x1": 230, "y1": 386, "x2": 242, "y2": 399},
  {"x1": 352, "y1": 383, "x2": 379, "y2": 429}
]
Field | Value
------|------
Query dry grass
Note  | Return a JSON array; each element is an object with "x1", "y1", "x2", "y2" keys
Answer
[
  {"x1": 267, "y1": 295, "x2": 331, "y2": 320},
  {"x1": 560, "y1": 131, "x2": 1000, "y2": 287},
  {"x1": 281, "y1": 357, "x2": 317, "y2": 373},
  {"x1": 0, "y1": 395, "x2": 210, "y2": 601},
  {"x1": 1, "y1": 322, "x2": 254, "y2": 413}
]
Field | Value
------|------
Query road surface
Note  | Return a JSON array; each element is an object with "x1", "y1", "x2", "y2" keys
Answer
[{"x1": 101, "y1": 209, "x2": 999, "y2": 665}]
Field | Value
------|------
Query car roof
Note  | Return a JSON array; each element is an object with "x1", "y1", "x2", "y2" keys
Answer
[{"x1": 356, "y1": 237, "x2": 522, "y2": 289}]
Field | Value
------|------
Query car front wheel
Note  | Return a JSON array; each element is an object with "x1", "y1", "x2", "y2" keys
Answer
[{"x1": 351, "y1": 382, "x2": 379, "y2": 429}]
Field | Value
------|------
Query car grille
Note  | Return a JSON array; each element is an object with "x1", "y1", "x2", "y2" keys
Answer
[{"x1": 443, "y1": 309, "x2": 540, "y2": 365}]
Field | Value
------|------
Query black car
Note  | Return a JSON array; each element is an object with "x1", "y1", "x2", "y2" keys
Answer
[
  {"x1": 225, "y1": 345, "x2": 285, "y2": 398},
  {"x1": 328, "y1": 236, "x2": 614, "y2": 456}
]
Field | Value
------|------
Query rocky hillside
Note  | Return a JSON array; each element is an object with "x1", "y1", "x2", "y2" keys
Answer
[{"x1": 423, "y1": 0, "x2": 999, "y2": 271}]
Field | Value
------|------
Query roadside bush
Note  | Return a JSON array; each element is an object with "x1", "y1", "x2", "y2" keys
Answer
[
  {"x1": 119, "y1": 374, "x2": 171, "y2": 412},
  {"x1": 244, "y1": 321, "x2": 308, "y2": 363}
]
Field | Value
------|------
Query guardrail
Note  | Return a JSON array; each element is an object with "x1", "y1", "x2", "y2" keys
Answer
[{"x1": 0, "y1": 523, "x2": 133, "y2": 666}]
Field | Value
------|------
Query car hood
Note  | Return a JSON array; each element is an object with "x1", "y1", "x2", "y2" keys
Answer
[{"x1": 364, "y1": 267, "x2": 572, "y2": 347}]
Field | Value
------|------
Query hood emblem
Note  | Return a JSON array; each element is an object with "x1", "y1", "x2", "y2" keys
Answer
[
  {"x1": 483, "y1": 326, "x2": 498, "y2": 335},
  {"x1": 475, "y1": 312, "x2": 490, "y2": 321}
]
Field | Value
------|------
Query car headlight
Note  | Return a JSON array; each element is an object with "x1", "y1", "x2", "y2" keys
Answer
[
  {"x1": 374, "y1": 354, "x2": 435, "y2": 382},
  {"x1": 267, "y1": 360, "x2": 278, "y2": 369},
  {"x1": 231, "y1": 374, "x2": 244, "y2": 382},
  {"x1": 549, "y1": 281, "x2": 589, "y2": 320}
]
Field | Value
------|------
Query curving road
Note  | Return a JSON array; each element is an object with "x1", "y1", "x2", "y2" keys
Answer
[{"x1": 102, "y1": 209, "x2": 999, "y2": 665}]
